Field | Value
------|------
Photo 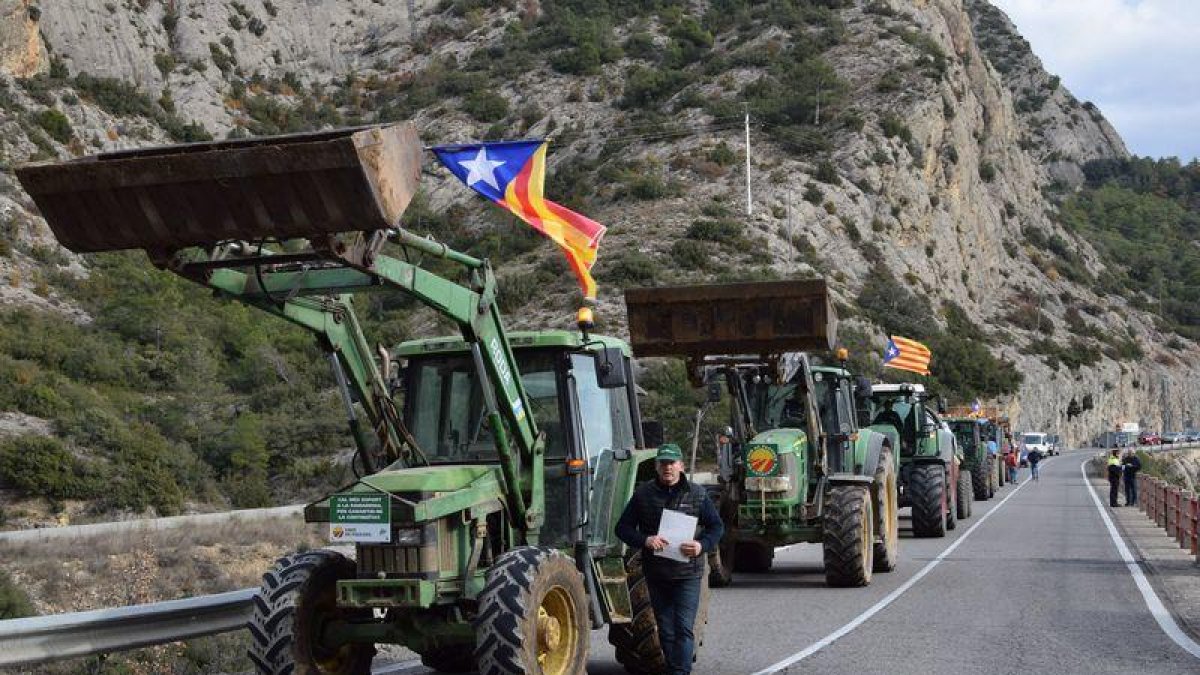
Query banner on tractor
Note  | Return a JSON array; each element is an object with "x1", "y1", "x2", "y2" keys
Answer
[
  {"x1": 432, "y1": 140, "x2": 606, "y2": 299},
  {"x1": 883, "y1": 335, "x2": 932, "y2": 376},
  {"x1": 329, "y1": 493, "x2": 391, "y2": 543}
]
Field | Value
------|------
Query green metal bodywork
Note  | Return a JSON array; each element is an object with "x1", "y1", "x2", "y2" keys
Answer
[
  {"x1": 947, "y1": 417, "x2": 986, "y2": 473},
  {"x1": 727, "y1": 365, "x2": 894, "y2": 547}
]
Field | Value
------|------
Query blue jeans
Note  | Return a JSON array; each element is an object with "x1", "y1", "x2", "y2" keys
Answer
[
  {"x1": 1008, "y1": 466, "x2": 1018, "y2": 483},
  {"x1": 1125, "y1": 475, "x2": 1138, "y2": 505},
  {"x1": 1030, "y1": 463, "x2": 1039, "y2": 480},
  {"x1": 646, "y1": 574, "x2": 702, "y2": 675}
]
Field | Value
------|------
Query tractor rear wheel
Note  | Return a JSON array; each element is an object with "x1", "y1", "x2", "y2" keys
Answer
[
  {"x1": 946, "y1": 467, "x2": 958, "y2": 531},
  {"x1": 957, "y1": 466, "x2": 973, "y2": 520},
  {"x1": 823, "y1": 484, "x2": 875, "y2": 587},
  {"x1": 608, "y1": 551, "x2": 667, "y2": 675},
  {"x1": 909, "y1": 464, "x2": 947, "y2": 538},
  {"x1": 872, "y1": 448, "x2": 900, "y2": 573},
  {"x1": 732, "y1": 541, "x2": 773, "y2": 573},
  {"x1": 709, "y1": 539, "x2": 736, "y2": 587},
  {"x1": 475, "y1": 547, "x2": 589, "y2": 675},
  {"x1": 247, "y1": 550, "x2": 375, "y2": 675}
]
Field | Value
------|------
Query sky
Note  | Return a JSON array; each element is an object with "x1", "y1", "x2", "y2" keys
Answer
[{"x1": 990, "y1": 0, "x2": 1200, "y2": 162}]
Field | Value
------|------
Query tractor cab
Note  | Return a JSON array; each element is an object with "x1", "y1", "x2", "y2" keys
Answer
[
  {"x1": 391, "y1": 330, "x2": 645, "y2": 550},
  {"x1": 868, "y1": 383, "x2": 945, "y2": 459}
]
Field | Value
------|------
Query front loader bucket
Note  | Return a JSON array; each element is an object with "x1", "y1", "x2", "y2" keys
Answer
[
  {"x1": 624, "y1": 279, "x2": 837, "y2": 359},
  {"x1": 14, "y1": 123, "x2": 423, "y2": 256}
]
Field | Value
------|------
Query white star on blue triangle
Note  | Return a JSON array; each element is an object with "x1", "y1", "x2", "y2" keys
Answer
[{"x1": 884, "y1": 339, "x2": 900, "y2": 362}]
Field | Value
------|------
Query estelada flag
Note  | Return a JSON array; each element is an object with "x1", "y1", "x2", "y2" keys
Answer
[
  {"x1": 431, "y1": 140, "x2": 606, "y2": 299},
  {"x1": 883, "y1": 335, "x2": 932, "y2": 376}
]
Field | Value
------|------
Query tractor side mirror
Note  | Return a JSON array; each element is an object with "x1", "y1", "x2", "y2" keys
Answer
[
  {"x1": 937, "y1": 397, "x2": 948, "y2": 415},
  {"x1": 595, "y1": 347, "x2": 628, "y2": 389},
  {"x1": 641, "y1": 420, "x2": 664, "y2": 449}
]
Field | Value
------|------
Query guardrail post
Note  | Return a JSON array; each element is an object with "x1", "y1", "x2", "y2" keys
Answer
[{"x1": 1191, "y1": 494, "x2": 1200, "y2": 557}]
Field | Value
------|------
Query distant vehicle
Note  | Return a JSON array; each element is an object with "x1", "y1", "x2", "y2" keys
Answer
[
  {"x1": 1021, "y1": 432, "x2": 1054, "y2": 457},
  {"x1": 1138, "y1": 431, "x2": 1161, "y2": 445},
  {"x1": 1161, "y1": 431, "x2": 1186, "y2": 444},
  {"x1": 1185, "y1": 431, "x2": 1200, "y2": 443},
  {"x1": 1047, "y1": 434, "x2": 1062, "y2": 454}
]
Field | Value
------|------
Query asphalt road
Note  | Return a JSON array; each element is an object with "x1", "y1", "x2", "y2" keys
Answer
[{"x1": 377, "y1": 449, "x2": 1200, "y2": 674}]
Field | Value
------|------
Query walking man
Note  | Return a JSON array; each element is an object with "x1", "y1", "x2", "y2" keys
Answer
[
  {"x1": 1122, "y1": 449, "x2": 1142, "y2": 506},
  {"x1": 616, "y1": 443, "x2": 724, "y2": 675},
  {"x1": 1005, "y1": 450, "x2": 1019, "y2": 485},
  {"x1": 1026, "y1": 447, "x2": 1044, "y2": 481},
  {"x1": 1107, "y1": 449, "x2": 1123, "y2": 507}
]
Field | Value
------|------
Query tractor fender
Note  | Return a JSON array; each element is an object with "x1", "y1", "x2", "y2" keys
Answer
[
  {"x1": 908, "y1": 456, "x2": 948, "y2": 467},
  {"x1": 826, "y1": 473, "x2": 875, "y2": 486},
  {"x1": 857, "y1": 433, "x2": 892, "y2": 479}
]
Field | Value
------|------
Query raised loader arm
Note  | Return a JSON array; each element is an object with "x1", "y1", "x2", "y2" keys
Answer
[{"x1": 15, "y1": 123, "x2": 545, "y2": 535}]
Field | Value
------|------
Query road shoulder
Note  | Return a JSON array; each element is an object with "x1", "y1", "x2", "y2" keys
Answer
[{"x1": 1091, "y1": 475, "x2": 1200, "y2": 643}]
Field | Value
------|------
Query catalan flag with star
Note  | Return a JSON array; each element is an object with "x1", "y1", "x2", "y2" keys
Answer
[
  {"x1": 431, "y1": 140, "x2": 606, "y2": 299},
  {"x1": 883, "y1": 335, "x2": 932, "y2": 376}
]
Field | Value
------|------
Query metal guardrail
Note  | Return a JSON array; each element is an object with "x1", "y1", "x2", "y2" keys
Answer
[
  {"x1": 0, "y1": 505, "x2": 303, "y2": 544},
  {"x1": 0, "y1": 588, "x2": 255, "y2": 667}
]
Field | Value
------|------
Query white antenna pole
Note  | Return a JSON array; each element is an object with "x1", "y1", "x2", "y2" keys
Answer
[{"x1": 744, "y1": 103, "x2": 752, "y2": 216}]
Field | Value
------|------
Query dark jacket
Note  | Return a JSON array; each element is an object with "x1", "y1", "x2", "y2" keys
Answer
[
  {"x1": 1026, "y1": 449, "x2": 1043, "y2": 465},
  {"x1": 615, "y1": 474, "x2": 724, "y2": 580},
  {"x1": 1122, "y1": 454, "x2": 1141, "y2": 480},
  {"x1": 1107, "y1": 459, "x2": 1123, "y2": 483}
]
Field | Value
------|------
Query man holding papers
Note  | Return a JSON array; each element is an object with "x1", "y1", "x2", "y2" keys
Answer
[{"x1": 616, "y1": 443, "x2": 725, "y2": 675}]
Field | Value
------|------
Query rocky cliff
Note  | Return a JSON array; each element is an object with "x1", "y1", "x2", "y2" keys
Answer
[{"x1": 1, "y1": 0, "x2": 1196, "y2": 460}]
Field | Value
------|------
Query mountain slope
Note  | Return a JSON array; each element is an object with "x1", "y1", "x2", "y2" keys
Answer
[{"x1": 0, "y1": 0, "x2": 1196, "y2": 521}]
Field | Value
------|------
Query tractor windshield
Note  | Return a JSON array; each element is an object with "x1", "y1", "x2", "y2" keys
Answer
[
  {"x1": 949, "y1": 421, "x2": 978, "y2": 453},
  {"x1": 869, "y1": 395, "x2": 920, "y2": 455},
  {"x1": 406, "y1": 351, "x2": 567, "y2": 462}
]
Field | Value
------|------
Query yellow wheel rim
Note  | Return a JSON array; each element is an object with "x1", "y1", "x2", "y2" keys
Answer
[
  {"x1": 861, "y1": 497, "x2": 873, "y2": 573},
  {"x1": 886, "y1": 469, "x2": 899, "y2": 547},
  {"x1": 536, "y1": 585, "x2": 578, "y2": 675}
]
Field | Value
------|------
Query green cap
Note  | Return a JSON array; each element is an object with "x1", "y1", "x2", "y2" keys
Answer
[{"x1": 656, "y1": 443, "x2": 683, "y2": 462}]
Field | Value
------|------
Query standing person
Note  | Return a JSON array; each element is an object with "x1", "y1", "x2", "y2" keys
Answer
[
  {"x1": 1122, "y1": 449, "x2": 1142, "y2": 506},
  {"x1": 1026, "y1": 447, "x2": 1044, "y2": 481},
  {"x1": 615, "y1": 443, "x2": 724, "y2": 675},
  {"x1": 1106, "y1": 449, "x2": 1123, "y2": 507},
  {"x1": 1005, "y1": 450, "x2": 1019, "y2": 484}
]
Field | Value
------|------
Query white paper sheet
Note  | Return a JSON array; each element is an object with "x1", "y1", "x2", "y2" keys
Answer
[{"x1": 654, "y1": 508, "x2": 699, "y2": 563}]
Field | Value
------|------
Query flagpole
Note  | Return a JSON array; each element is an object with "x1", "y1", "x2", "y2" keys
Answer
[{"x1": 743, "y1": 102, "x2": 752, "y2": 217}]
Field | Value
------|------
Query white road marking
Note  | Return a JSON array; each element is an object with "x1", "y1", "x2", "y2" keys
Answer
[
  {"x1": 752, "y1": 470, "x2": 1032, "y2": 674},
  {"x1": 372, "y1": 658, "x2": 424, "y2": 674},
  {"x1": 1078, "y1": 458, "x2": 1200, "y2": 659}
]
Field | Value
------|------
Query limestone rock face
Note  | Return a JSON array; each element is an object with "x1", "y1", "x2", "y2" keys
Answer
[
  {"x1": 0, "y1": 0, "x2": 1194, "y2": 447},
  {"x1": 0, "y1": 0, "x2": 48, "y2": 78}
]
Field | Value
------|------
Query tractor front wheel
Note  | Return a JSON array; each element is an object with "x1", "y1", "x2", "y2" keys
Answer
[
  {"x1": 909, "y1": 464, "x2": 947, "y2": 538},
  {"x1": 957, "y1": 465, "x2": 974, "y2": 520},
  {"x1": 872, "y1": 448, "x2": 900, "y2": 573},
  {"x1": 247, "y1": 550, "x2": 376, "y2": 675},
  {"x1": 475, "y1": 547, "x2": 589, "y2": 675},
  {"x1": 823, "y1": 484, "x2": 875, "y2": 587}
]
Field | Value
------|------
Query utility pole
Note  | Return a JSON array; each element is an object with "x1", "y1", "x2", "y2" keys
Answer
[
  {"x1": 814, "y1": 78, "x2": 822, "y2": 126},
  {"x1": 744, "y1": 102, "x2": 752, "y2": 217},
  {"x1": 407, "y1": 0, "x2": 417, "y2": 40}
]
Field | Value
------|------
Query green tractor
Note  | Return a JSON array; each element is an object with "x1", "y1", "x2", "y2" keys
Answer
[
  {"x1": 625, "y1": 280, "x2": 900, "y2": 588},
  {"x1": 947, "y1": 417, "x2": 994, "y2": 501},
  {"x1": 17, "y1": 124, "x2": 689, "y2": 675},
  {"x1": 867, "y1": 384, "x2": 971, "y2": 537}
]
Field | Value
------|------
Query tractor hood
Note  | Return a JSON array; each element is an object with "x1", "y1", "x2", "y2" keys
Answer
[
  {"x1": 304, "y1": 464, "x2": 506, "y2": 524},
  {"x1": 744, "y1": 428, "x2": 806, "y2": 476}
]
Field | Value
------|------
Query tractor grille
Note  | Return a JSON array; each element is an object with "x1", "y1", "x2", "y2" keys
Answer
[{"x1": 357, "y1": 544, "x2": 423, "y2": 576}]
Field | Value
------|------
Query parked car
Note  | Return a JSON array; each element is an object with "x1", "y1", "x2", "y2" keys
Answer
[
  {"x1": 1138, "y1": 430, "x2": 1161, "y2": 445},
  {"x1": 1161, "y1": 431, "x2": 1186, "y2": 444},
  {"x1": 1021, "y1": 432, "x2": 1053, "y2": 457},
  {"x1": 1185, "y1": 430, "x2": 1200, "y2": 443}
]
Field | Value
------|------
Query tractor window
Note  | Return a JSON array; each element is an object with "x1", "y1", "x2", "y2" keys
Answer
[
  {"x1": 406, "y1": 351, "x2": 567, "y2": 462},
  {"x1": 950, "y1": 423, "x2": 977, "y2": 452}
]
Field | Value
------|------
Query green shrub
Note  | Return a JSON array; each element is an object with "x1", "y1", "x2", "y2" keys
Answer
[
  {"x1": 620, "y1": 66, "x2": 692, "y2": 109},
  {"x1": 0, "y1": 435, "x2": 99, "y2": 500},
  {"x1": 462, "y1": 90, "x2": 509, "y2": 122},
  {"x1": 880, "y1": 114, "x2": 912, "y2": 142},
  {"x1": 979, "y1": 161, "x2": 997, "y2": 182},
  {"x1": 0, "y1": 570, "x2": 33, "y2": 619},
  {"x1": 34, "y1": 109, "x2": 72, "y2": 144},
  {"x1": 670, "y1": 239, "x2": 709, "y2": 270},
  {"x1": 685, "y1": 219, "x2": 744, "y2": 245}
]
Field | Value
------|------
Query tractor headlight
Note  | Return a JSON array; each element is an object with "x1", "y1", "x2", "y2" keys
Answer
[
  {"x1": 392, "y1": 528, "x2": 423, "y2": 545},
  {"x1": 745, "y1": 476, "x2": 791, "y2": 492}
]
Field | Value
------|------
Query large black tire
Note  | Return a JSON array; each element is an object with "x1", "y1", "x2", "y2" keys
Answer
[
  {"x1": 971, "y1": 460, "x2": 991, "y2": 501},
  {"x1": 996, "y1": 455, "x2": 1005, "y2": 487},
  {"x1": 823, "y1": 484, "x2": 875, "y2": 587},
  {"x1": 872, "y1": 448, "x2": 900, "y2": 573},
  {"x1": 247, "y1": 550, "x2": 376, "y2": 675},
  {"x1": 732, "y1": 541, "x2": 773, "y2": 573},
  {"x1": 420, "y1": 646, "x2": 475, "y2": 673},
  {"x1": 475, "y1": 547, "x2": 589, "y2": 675},
  {"x1": 708, "y1": 539, "x2": 735, "y2": 587},
  {"x1": 957, "y1": 465, "x2": 973, "y2": 520},
  {"x1": 946, "y1": 467, "x2": 958, "y2": 531},
  {"x1": 909, "y1": 464, "x2": 947, "y2": 538},
  {"x1": 608, "y1": 552, "x2": 666, "y2": 675}
]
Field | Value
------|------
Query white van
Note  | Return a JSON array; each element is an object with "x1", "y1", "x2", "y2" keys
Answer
[{"x1": 1021, "y1": 432, "x2": 1054, "y2": 457}]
